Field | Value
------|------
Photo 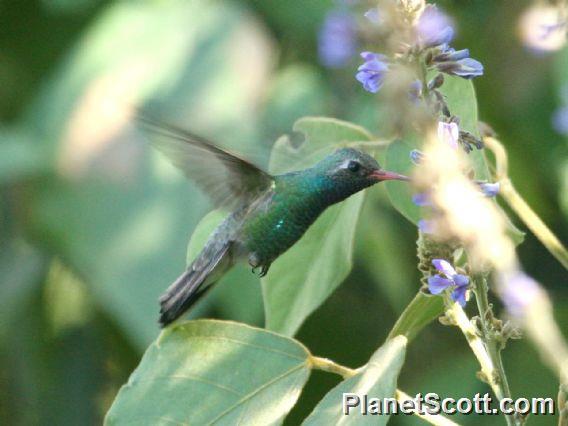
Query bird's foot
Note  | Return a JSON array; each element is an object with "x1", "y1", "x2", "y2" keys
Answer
[
  {"x1": 250, "y1": 264, "x2": 270, "y2": 277},
  {"x1": 259, "y1": 264, "x2": 270, "y2": 277},
  {"x1": 249, "y1": 252, "x2": 270, "y2": 277}
]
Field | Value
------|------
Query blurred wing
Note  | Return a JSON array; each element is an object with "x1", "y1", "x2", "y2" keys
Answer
[{"x1": 139, "y1": 117, "x2": 273, "y2": 210}]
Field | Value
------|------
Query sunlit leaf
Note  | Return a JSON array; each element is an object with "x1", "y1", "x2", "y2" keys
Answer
[
  {"x1": 262, "y1": 117, "x2": 375, "y2": 337},
  {"x1": 105, "y1": 320, "x2": 311, "y2": 425},
  {"x1": 302, "y1": 336, "x2": 407, "y2": 425}
]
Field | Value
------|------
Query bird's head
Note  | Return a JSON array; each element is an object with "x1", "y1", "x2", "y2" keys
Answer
[
  {"x1": 318, "y1": 147, "x2": 408, "y2": 189},
  {"x1": 302, "y1": 148, "x2": 408, "y2": 204}
]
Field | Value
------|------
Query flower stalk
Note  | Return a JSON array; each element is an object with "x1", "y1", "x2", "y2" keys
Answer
[
  {"x1": 471, "y1": 275, "x2": 522, "y2": 426},
  {"x1": 444, "y1": 302, "x2": 502, "y2": 397},
  {"x1": 483, "y1": 136, "x2": 568, "y2": 270},
  {"x1": 309, "y1": 355, "x2": 359, "y2": 379}
]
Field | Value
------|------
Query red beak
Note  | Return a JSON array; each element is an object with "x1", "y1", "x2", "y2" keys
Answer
[{"x1": 370, "y1": 169, "x2": 410, "y2": 182}]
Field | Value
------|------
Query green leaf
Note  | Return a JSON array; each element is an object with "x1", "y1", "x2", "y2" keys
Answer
[
  {"x1": 355, "y1": 196, "x2": 416, "y2": 312},
  {"x1": 269, "y1": 116, "x2": 375, "y2": 174},
  {"x1": 105, "y1": 320, "x2": 311, "y2": 425},
  {"x1": 302, "y1": 336, "x2": 407, "y2": 425},
  {"x1": 384, "y1": 139, "x2": 421, "y2": 224},
  {"x1": 441, "y1": 76, "x2": 488, "y2": 180},
  {"x1": 387, "y1": 290, "x2": 444, "y2": 341},
  {"x1": 262, "y1": 117, "x2": 374, "y2": 337}
]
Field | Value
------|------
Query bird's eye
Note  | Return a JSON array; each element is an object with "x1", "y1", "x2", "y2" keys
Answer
[{"x1": 347, "y1": 161, "x2": 361, "y2": 172}]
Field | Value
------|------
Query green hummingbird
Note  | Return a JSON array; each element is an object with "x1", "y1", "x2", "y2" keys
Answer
[{"x1": 144, "y1": 119, "x2": 409, "y2": 327}]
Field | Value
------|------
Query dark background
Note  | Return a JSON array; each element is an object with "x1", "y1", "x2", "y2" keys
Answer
[{"x1": 0, "y1": 0, "x2": 566, "y2": 424}]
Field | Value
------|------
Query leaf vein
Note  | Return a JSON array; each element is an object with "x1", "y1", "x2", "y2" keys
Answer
[
  {"x1": 131, "y1": 374, "x2": 243, "y2": 396},
  {"x1": 207, "y1": 362, "x2": 308, "y2": 425},
  {"x1": 175, "y1": 334, "x2": 306, "y2": 360}
]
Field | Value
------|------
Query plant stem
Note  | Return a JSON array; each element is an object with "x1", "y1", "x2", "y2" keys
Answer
[
  {"x1": 309, "y1": 356, "x2": 359, "y2": 379},
  {"x1": 445, "y1": 301, "x2": 524, "y2": 425},
  {"x1": 310, "y1": 356, "x2": 461, "y2": 426},
  {"x1": 472, "y1": 276, "x2": 520, "y2": 426},
  {"x1": 484, "y1": 136, "x2": 568, "y2": 270},
  {"x1": 500, "y1": 179, "x2": 568, "y2": 269},
  {"x1": 445, "y1": 303, "x2": 503, "y2": 398}
]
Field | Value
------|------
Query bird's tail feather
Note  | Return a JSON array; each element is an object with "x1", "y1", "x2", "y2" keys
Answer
[{"x1": 158, "y1": 242, "x2": 231, "y2": 327}]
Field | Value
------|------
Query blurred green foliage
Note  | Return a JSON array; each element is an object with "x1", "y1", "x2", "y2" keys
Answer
[{"x1": 1, "y1": 0, "x2": 566, "y2": 425}]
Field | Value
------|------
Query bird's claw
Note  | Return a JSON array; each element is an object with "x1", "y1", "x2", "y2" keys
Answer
[
  {"x1": 251, "y1": 264, "x2": 270, "y2": 277},
  {"x1": 259, "y1": 265, "x2": 269, "y2": 277}
]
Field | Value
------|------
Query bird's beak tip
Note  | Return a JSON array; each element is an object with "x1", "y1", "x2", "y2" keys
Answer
[{"x1": 370, "y1": 169, "x2": 410, "y2": 182}]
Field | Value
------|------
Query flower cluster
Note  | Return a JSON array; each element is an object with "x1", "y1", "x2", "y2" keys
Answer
[
  {"x1": 411, "y1": 148, "x2": 500, "y2": 235},
  {"x1": 355, "y1": 4, "x2": 483, "y2": 94},
  {"x1": 418, "y1": 5, "x2": 484, "y2": 80},
  {"x1": 427, "y1": 259, "x2": 470, "y2": 306}
]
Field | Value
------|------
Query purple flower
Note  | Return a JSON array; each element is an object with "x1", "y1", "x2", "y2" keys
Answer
[
  {"x1": 412, "y1": 193, "x2": 431, "y2": 206},
  {"x1": 418, "y1": 219, "x2": 433, "y2": 234},
  {"x1": 410, "y1": 149, "x2": 425, "y2": 165},
  {"x1": 355, "y1": 52, "x2": 389, "y2": 93},
  {"x1": 428, "y1": 259, "x2": 470, "y2": 306},
  {"x1": 318, "y1": 10, "x2": 357, "y2": 68},
  {"x1": 501, "y1": 271, "x2": 542, "y2": 317},
  {"x1": 449, "y1": 58, "x2": 484, "y2": 79},
  {"x1": 479, "y1": 182, "x2": 500, "y2": 197},
  {"x1": 408, "y1": 80, "x2": 423, "y2": 102},
  {"x1": 552, "y1": 106, "x2": 568, "y2": 135},
  {"x1": 416, "y1": 6, "x2": 454, "y2": 47},
  {"x1": 434, "y1": 46, "x2": 484, "y2": 79},
  {"x1": 438, "y1": 121, "x2": 460, "y2": 149},
  {"x1": 434, "y1": 47, "x2": 470, "y2": 62}
]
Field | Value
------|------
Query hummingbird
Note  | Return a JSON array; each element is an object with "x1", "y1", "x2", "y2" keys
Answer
[{"x1": 143, "y1": 119, "x2": 409, "y2": 327}]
